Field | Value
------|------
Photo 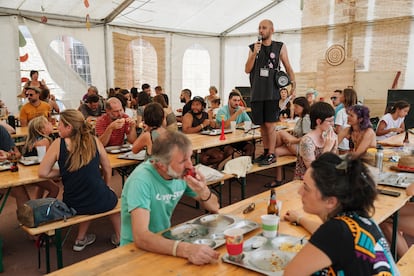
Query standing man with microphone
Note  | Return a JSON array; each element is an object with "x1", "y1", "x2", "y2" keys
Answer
[{"x1": 245, "y1": 19, "x2": 296, "y2": 166}]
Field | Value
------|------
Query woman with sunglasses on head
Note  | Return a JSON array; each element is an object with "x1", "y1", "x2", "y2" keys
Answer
[
  {"x1": 337, "y1": 105, "x2": 376, "y2": 160},
  {"x1": 284, "y1": 153, "x2": 398, "y2": 275}
]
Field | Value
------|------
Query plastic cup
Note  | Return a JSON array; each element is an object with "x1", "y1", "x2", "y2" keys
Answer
[
  {"x1": 230, "y1": 121, "x2": 236, "y2": 133},
  {"x1": 261, "y1": 214, "x2": 280, "y2": 238},
  {"x1": 224, "y1": 228, "x2": 244, "y2": 261},
  {"x1": 244, "y1": 121, "x2": 252, "y2": 131},
  {"x1": 36, "y1": 146, "x2": 46, "y2": 162}
]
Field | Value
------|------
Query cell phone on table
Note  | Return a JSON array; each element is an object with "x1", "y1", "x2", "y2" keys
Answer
[{"x1": 377, "y1": 189, "x2": 401, "y2": 197}]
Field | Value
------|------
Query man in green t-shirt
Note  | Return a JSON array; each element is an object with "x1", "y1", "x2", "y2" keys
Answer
[
  {"x1": 120, "y1": 131, "x2": 220, "y2": 265},
  {"x1": 216, "y1": 91, "x2": 255, "y2": 157}
]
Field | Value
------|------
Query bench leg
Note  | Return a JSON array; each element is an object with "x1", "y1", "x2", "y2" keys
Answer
[
  {"x1": 45, "y1": 235, "x2": 51, "y2": 273},
  {"x1": 55, "y1": 229, "x2": 63, "y2": 269},
  {"x1": 0, "y1": 236, "x2": 3, "y2": 273}
]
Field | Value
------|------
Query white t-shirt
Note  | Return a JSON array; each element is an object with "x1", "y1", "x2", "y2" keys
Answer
[
  {"x1": 376, "y1": 113, "x2": 405, "y2": 141},
  {"x1": 335, "y1": 108, "x2": 349, "y2": 150}
]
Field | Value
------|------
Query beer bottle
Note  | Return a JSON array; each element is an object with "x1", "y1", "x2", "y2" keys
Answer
[
  {"x1": 267, "y1": 188, "x2": 279, "y2": 215},
  {"x1": 9, "y1": 151, "x2": 19, "y2": 172},
  {"x1": 403, "y1": 130, "x2": 409, "y2": 144}
]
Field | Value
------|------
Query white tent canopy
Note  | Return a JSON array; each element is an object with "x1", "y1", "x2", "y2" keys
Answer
[
  {"x1": 0, "y1": 0, "x2": 413, "y2": 115},
  {"x1": 0, "y1": 0, "x2": 302, "y2": 35}
]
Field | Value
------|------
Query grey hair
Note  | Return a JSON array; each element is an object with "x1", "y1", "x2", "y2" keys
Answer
[{"x1": 151, "y1": 131, "x2": 192, "y2": 165}]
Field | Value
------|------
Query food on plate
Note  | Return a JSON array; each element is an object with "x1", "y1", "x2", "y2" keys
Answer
[{"x1": 279, "y1": 242, "x2": 304, "y2": 253}]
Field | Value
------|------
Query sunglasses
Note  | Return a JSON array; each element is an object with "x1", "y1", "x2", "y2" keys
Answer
[
  {"x1": 330, "y1": 97, "x2": 337, "y2": 101},
  {"x1": 26, "y1": 93, "x2": 35, "y2": 97}
]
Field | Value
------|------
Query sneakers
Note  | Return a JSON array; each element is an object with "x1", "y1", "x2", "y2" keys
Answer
[
  {"x1": 253, "y1": 153, "x2": 266, "y2": 164},
  {"x1": 259, "y1": 154, "x2": 276, "y2": 166},
  {"x1": 73, "y1": 234, "x2": 96, "y2": 252},
  {"x1": 111, "y1": 233, "x2": 120, "y2": 247}
]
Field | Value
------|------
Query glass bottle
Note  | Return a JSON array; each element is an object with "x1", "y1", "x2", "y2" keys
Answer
[
  {"x1": 9, "y1": 151, "x2": 19, "y2": 172},
  {"x1": 403, "y1": 130, "x2": 409, "y2": 144},
  {"x1": 267, "y1": 188, "x2": 279, "y2": 215},
  {"x1": 375, "y1": 145, "x2": 383, "y2": 173}
]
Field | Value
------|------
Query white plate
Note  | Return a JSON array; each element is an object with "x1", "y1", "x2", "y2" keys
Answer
[
  {"x1": 271, "y1": 236, "x2": 306, "y2": 253},
  {"x1": 248, "y1": 250, "x2": 291, "y2": 273}
]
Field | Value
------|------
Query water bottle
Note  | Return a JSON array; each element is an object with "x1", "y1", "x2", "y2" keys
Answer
[
  {"x1": 7, "y1": 115, "x2": 16, "y2": 129},
  {"x1": 375, "y1": 145, "x2": 384, "y2": 172}
]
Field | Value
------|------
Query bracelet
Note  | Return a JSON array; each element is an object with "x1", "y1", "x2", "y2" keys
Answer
[
  {"x1": 200, "y1": 123, "x2": 204, "y2": 129},
  {"x1": 200, "y1": 190, "x2": 212, "y2": 202},
  {"x1": 172, "y1": 240, "x2": 181, "y2": 257}
]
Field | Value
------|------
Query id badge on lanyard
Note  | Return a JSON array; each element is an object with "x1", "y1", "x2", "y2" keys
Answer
[{"x1": 260, "y1": 68, "x2": 269, "y2": 77}]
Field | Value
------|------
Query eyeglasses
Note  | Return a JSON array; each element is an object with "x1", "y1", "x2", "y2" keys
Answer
[{"x1": 330, "y1": 97, "x2": 337, "y2": 101}]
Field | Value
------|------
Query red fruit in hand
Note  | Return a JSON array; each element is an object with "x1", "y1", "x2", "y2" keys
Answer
[{"x1": 185, "y1": 168, "x2": 196, "y2": 177}]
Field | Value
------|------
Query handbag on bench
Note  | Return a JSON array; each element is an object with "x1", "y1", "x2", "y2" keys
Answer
[{"x1": 17, "y1": 198, "x2": 77, "y2": 228}]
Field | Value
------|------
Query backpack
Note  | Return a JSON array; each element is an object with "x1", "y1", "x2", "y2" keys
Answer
[{"x1": 17, "y1": 198, "x2": 77, "y2": 228}]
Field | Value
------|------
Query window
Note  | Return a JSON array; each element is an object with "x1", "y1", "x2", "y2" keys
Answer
[
  {"x1": 182, "y1": 44, "x2": 210, "y2": 97},
  {"x1": 50, "y1": 36, "x2": 92, "y2": 85},
  {"x1": 129, "y1": 38, "x2": 157, "y2": 90}
]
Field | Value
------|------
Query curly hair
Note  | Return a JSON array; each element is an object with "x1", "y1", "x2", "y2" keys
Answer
[
  {"x1": 348, "y1": 104, "x2": 372, "y2": 130},
  {"x1": 310, "y1": 152, "x2": 377, "y2": 218}
]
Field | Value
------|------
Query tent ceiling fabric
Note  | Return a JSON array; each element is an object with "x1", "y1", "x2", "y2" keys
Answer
[{"x1": 0, "y1": 0, "x2": 302, "y2": 35}]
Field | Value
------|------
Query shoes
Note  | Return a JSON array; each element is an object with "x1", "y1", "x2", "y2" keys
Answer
[
  {"x1": 73, "y1": 233, "x2": 96, "y2": 252},
  {"x1": 259, "y1": 154, "x2": 276, "y2": 166},
  {"x1": 253, "y1": 153, "x2": 266, "y2": 163},
  {"x1": 111, "y1": 233, "x2": 120, "y2": 247},
  {"x1": 264, "y1": 180, "x2": 283, "y2": 188}
]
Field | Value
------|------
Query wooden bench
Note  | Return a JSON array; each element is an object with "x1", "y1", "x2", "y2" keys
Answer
[
  {"x1": 20, "y1": 200, "x2": 121, "y2": 273},
  {"x1": 397, "y1": 245, "x2": 414, "y2": 275}
]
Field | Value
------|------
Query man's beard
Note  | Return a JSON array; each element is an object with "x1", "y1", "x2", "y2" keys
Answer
[
  {"x1": 191, "y1": 109, "x2": 201, "y2": 115},
  {"x1": 180, "y1": 97, "x2": 186, "y2": 103},
  {"x1": 167, "y1": 164, "x2": 182, "y2": 179}
]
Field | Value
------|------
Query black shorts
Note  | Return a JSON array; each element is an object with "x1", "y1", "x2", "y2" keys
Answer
[{"x1": 250, "y1": 100, "x2": 280, "y2": 125}]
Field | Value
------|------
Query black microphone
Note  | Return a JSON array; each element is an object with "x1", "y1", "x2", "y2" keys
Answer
[{"x1": 256, "y1": 35, "x2": 262, "y2": 59}]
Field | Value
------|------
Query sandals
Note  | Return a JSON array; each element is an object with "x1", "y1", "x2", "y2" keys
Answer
[{"x1": 264, "y1": 180, "x2": 283, "y2": 188}]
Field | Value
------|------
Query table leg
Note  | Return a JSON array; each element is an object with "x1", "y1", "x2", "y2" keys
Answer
[
  {"x1": 55, "y1": 229, "x2": 63, "y2": 269},
  {"x1": 0, "y1": 188, "x2": 11, "y2": 214},
  {"x1": 390, "y1": 210, "x2": 399, "y2": 261}
]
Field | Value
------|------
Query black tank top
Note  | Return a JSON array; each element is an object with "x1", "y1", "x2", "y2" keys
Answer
[{"x1": 191, "y1": 111, "x2": 209, "y2": 129}]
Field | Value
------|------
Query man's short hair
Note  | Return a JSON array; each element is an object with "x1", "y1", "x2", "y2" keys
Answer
[
  {"x1": 86, "y1": 94, "x2": 99, "y2": 103},
  {"x1": 26, "y1": 87, "x2": 41, "y2": 94},
  {"x1": 142, "y1": 83, "x2": 150, "y2": 90},
  {"x1": 228, "y1": 91, "x2": 242, "y2": 100},
  {"x1": 155, "y1": 86, "x2": 162, "y2": 92},
  {"x1": 152, "y1": 131, "x2": 192, "y2": 165},
  {"x1": 105, "y1": 97, "x2": 121, "y2": 110}
]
